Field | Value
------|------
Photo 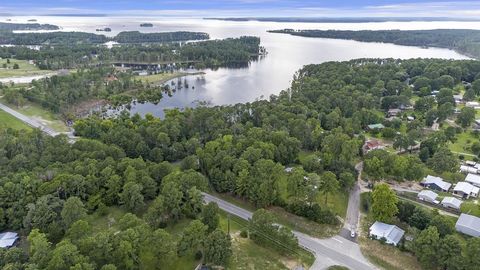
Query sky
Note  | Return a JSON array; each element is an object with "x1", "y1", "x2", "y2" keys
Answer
[{"x1": 2, "y1": 0, "x2": 480, "y2": 18}]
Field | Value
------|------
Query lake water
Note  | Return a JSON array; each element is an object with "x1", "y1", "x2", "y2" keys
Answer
[{"x1": 3, "y1": 16, "x2": 478, "y2": 117}]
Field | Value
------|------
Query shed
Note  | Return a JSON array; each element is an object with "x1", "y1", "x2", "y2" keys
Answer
[
  {"x1": 420, "y1": 175, "x2": 452, "y2": 192},
  {"x1": 453, "y1": 182, "x2": 480, "y2": 199},
  {"x1": 0, "y1": 232, "x2": 19, "y2": 249},
  {"x1": 441, "y1": 197, "x2": 463, "y2": 210},
  {"x1": 456, "y1": 214, "x2": 480, "y2": 237},
  {"x1": 417, "y1": 190, "x2": 439, "y2": 204},
  {"x1": 465, "y1": 173, "x2": 480, "y2": 187},
  {"x1": 369, "y1": 221, "x2": 405, "y2": 246}
]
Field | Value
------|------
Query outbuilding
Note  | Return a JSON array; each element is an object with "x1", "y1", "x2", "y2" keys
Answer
[
  {"x1": 441, "y1": 197, "x2": 463, "y2": 210},
  {"x1": 420, "y1": 175, "x2": 452, "y2": 192},
  {"x1": 456, "y1": 214, "x2": 480, "y2": 237},
  {"x1": 369, "y1": 221, "x2": 405, "y2": 246},
  {"x1": 417, "y1": 190, "x2": 439, "y2": 204},
  {"x1": 465, "y1": 173, "x2": 480, "y2": 187},
  {"x1": 453, "y1": 182, "x2": 480, "y2": 199},
  {"x1": 0, "y1": 232, "x2": 19, "y2": 249}
]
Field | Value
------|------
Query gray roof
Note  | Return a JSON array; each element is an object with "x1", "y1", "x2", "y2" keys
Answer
[
  {"x1": 418, "y1": 190, "x2": 438, "y2": 201},
  {"x1": 0, "y1": 232, "x2": 18, "y2": 248},
  {"x1": 465, "y1": 173, "x2": 480, "y2": 187},
  {"x1": 370, "y1": 221, "x2": 405, "y2": 245},
  {"x1": 421, "y1": 175, "x2": 452, "y2": 190},
  {"x1": 441, "y1": 197, "x2": 463, "y2": 209},
  {"x1": 456, "y1": 214, "x2": 480, "y2": 234}
]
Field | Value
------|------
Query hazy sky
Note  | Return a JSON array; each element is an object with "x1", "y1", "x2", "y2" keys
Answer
[{"x1": 3, "y1": 0, "x2": 480, "y2": 17}]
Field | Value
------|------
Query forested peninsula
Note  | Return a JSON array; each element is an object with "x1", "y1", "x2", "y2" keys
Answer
[{"x1": 269, "y1": 29, "x2": 480, "y2": 59}]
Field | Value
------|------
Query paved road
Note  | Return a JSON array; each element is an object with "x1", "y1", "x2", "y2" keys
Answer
[
  {"x1": 202, "y1": 193, "x2": 375, "y2": 270},
  {"x1": 0, "y1": 102, "x2": 77, "y2": 142},
  {"x1": 341, "y1": 162, "x2": 363, "y2": 242}
]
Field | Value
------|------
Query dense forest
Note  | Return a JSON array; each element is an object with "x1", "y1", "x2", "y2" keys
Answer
[
  {"x1": 3, "y1": 57, "x2": 480, "y2": 268},
  {"x1": 269, "y1": 29, "x2": 480, "y2": 58},
  {"x1": 0, "y1": 36, "x2": 261, "y2": 69},
  {"x1": 0, "y1": 30, "x2": 209, "y2": 45},
  {"x1": 0, "y1": 22, "x2": 59, "y2": 31}
]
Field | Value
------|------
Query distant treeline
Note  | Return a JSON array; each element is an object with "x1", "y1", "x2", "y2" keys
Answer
[
  {"x1": 0, "y1": 30, "x2": 210, "y2": 45},
  {"x1": 269, "y1": 29, "x2": 480, "y2": 59},
  {"x1": 207, "y1": 17, "x2": 480, "y2": 23},
  {"x1": 0, "y1": 22, "x2": 59, "y2": 31},
  {"x1": 0, "y1": 36, "x2": 262, "y2": 70}
]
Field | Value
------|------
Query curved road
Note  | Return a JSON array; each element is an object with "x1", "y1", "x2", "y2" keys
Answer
[{"x1": 202, "y1": 192, "x2": 375, "y2": 270}]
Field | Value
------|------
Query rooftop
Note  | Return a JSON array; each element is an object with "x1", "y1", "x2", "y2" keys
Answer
[
  {"x1": 421, "y1": 175, "x2": 452, "y2": 191},
  {"x1": 0, "y1": 232, "x2": 18, "y2": 248},
  {"x1": 456, "y1": 214, "x2": 480, "y2": 233},
  {"x1": 441, "y1": 197, "x2": 463, "y2": 209},
  {"x1": 370, "y1": 221, "x2": 405, "y2": 245},
  {"x1": 418, "y1": 190, "x2": 438, "y2": 201},
  {"x1": 465, "y1": 173, "x2": 480, "y2": 186},
  {"x1": 454, "y1": 182, "x2": 480, "y2": 195}
]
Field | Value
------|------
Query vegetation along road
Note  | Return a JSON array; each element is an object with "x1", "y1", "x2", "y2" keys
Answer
[{"x1": 202, "y1": 192, "x2": 376, "y2": 270}]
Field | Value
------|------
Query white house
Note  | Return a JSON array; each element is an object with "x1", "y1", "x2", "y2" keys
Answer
[
  {"x1": 417, "y1": 190, "x2": 439, "y2": 204},
  {"x1": 441, "y1": 197, "x2": 463, "y2": 210},
  {"x1": 369, "y1": 221, "x2": 405, "y2": 246},
  {"x1": 420, "y1": 175, "x2": 452, "y2": 192},
  {"x1": 466, "y1": 101, "x2": 480, "y2": 109},
  {"x1": 466, "y1": 161, "x2": 477, "y2": 167},
  {"x1": 460, "y1": 165, "x2": 479, "y2": 174},
  {"x1": 456, "y1": 214, "x2": 480, "y2": 237},
  {"x1": 0, "y1": 232, "x2": 18, "y2": 249},
  {"x1": 453, "y1": 182, "x2": 480, "y2": 199},
  {"x1": 465, "y1": 173, "x2": 480, "y2": 187}
]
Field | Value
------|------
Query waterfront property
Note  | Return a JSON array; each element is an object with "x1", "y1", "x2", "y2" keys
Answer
[{"x1": 369, "y1": 221, "x2": 405, "y2": 246}]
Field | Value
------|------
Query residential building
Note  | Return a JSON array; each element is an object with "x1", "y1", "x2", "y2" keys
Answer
[
  {"x1": 460, "y1": 165, "x2": 479, "y2": 174},
  {"x1": 466, "y1": 101, "x2": 480, "y2": 109},
  {"x1": 362, "y1": 139, "x2": 384, "y2": 154},
  {"x1": 417, "y1": 190, "x2": 439, "y2": 204},
  {"x1": 441, "y1": 197, "x2": 463, "y2": 210},
  {"x1": 369, "y1": 221, "x2": 405, "y2": 246},
  {"x1": 465, "y1": 173, "x2": 480, "y2": 187},
  {"x1": 367, "y1": 123, "x2": 385, "y2": 130},
  {"x1": 453, "y1": 182, "x2": 480, "y2": 199},
  {"x1": 0, "y1": 232, "x2": 18, "y2": 249},
  {"x1": 455, "y1": 214, "x2": 480, "y2": 237},
  {"x1": 420, "y1": 175, "x2": 452, "y2": 192},
  {"x1": 387, "y1": 109, "x2": 401, "y2": 117}
]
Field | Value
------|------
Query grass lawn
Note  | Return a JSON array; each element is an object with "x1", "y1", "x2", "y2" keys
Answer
[
  {"x1": 135, "y1": 71, "x2": 204, "y2": 85},
  {"x1": 0, "y1": 98, "x2": 68, "y2": 132},
  {"x1": 448, "y1": 131, "x2": 477, "y2": 155},
  {"x1": 461, "y1": 201, "x2": 480, "y2": 217},
  {"x1": 0, "y1": 58, "x2": 52, "y2": 78},
  {"x1": 317, "y1": 190, "x2": 349, "y2": 218},
  {"x1": 0, "y1": 110, "x2": 31, "y2": 130}
]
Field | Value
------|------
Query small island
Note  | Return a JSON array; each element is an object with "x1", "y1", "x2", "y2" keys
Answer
[
  {"x1": 140, "y1": 23, "x2": 153, "y2": 27},
  {"x1": 27, "y1": 19, "x2": 37, "y2": 22},
  {"x1": 96, "y1": 27, "x2": 112, "y2": 32}
]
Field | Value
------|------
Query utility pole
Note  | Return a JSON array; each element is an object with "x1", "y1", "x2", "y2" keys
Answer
[{"x1": 227, "y1": 214, "x2": 231, "y2": 235}]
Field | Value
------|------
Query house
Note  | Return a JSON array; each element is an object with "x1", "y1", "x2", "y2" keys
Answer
[
  {"x1": 453, "y1": 182, "x2": 480, "y2": 199},
  {"x1": 453, "y1": 94, "x2": 464, "y2": 104},
  {"x1": 0, "y1": 232, "x2": 19, "y2": 249},
  {"x1": 417, "y1": 190, "x2": 439, "y2": 204},
  {"x1": 455, "y1": 214, "x2": 480, "y2": 237},
  {"x1": 441, "y1": 197, "x2": 463, "y2": 210},
  {"x1": 466, "y1": 101, "x2": 480, "y2": 109},
  {"x1": 466, "y1": 161, "x2": 477, "y2": 167},
  {"x1": 465, "y1": 173, "x2": 480, "y2": 187},
  {"x1": 285, "y1": 167, "x2": 293, "y2": 173},
  {"x1": 369, "y1": 221, "x2": 405, "y2": 246},
  {"x1": 460, "y1": 165, "x2": 479, "y2": 174},
  {"x1": 362, "y1": 139, "x2": 385, "y2": 154},
  {"x1": 420, "y1": 175, "x2": 452, "y2": 192},
  {"x1": 387, "y1": 109, "x2": 401, "y2": 117},
  {"x1": 367, "y1": 123, "x2": 385, "y2": 130}
]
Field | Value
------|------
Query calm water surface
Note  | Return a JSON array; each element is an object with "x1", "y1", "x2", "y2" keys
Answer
[{"x1": 4, "y1": 16, "x2": 478, "y2": 117}]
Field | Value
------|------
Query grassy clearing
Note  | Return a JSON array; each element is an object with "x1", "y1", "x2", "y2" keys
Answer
[
  {"x1": 448, "y1": 131, "x2": 477, "y2": 155},
  {"x1": 0, "y1": 110, "x2": 31, "y2": 130},
  {"x1": 135, "y1": 71, "x2": 204, "y2": 85},
  {"x1": 0, "y1": 98, "x2": 68, "y2": 132},
  {"x1": 461, "y1": 201, "x2": 480, "y2": 217},
  {"x1": 317, "y1": 191, "x2": 349, "y2": 218},
  {"x1": 0, "y1": 58, "x2": 52, "y2": 78}
]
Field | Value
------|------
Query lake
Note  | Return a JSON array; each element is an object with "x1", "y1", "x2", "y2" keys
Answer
[{"x1": 3, "y1": 16, "x2": 477, "y2": 117}]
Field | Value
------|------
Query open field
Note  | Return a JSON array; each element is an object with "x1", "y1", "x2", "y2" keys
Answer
[
  {"x1": 0, "y1": 98, "x2": 68, "y2": 132},
  {"x1": 135, "y1": 71, "x2": 204, "y2": 85},
  {"x1": 0, "y1": 58, "x2": 52, "y2": 78},
  {"x1": 448, "y1": 130, "x2": 477, "y2": 155},
  {"x1": 0, "y1": 110, "x2": 31, "y2": 130}
]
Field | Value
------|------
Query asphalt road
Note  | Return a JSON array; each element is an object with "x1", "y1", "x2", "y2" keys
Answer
[
  {"x1": 0, "y1": 102, "x2": 76, "y2": 142},
  {"x1": 202, "y1": 192, "x2": 375, "y2": 270}
]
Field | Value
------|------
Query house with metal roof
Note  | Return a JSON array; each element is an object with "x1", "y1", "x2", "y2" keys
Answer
[
  {"x1": 453, "y1": 182, "x2": 480, "y2": 199},
  {"x1": 420, "y1": 175, "x2": 452, "y2": 192},
  {"x1": 460, "y1": 165, "x2": 479, "y2": 174},
  {"x1": 0, "y1": 232, "x2": 19, "y2": 249},
  {"x1": 367, "y1": 123, "x2": 385, "y2": 130},
  {"x1": 441, "y1": 197, "x2": 463, "y2": 210},
  {"x1": 456, "y1": 214, "x2": 480, "y2": 237},
  {"x1": 465, "y1": 173, "x2": 480, "y2": 187},
  {"x1": 417, "y1": 190, "x2": 439, "y2": 204},
  {"x1": 369, "y1": 221, "x2": 405, "y2": 246}
]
